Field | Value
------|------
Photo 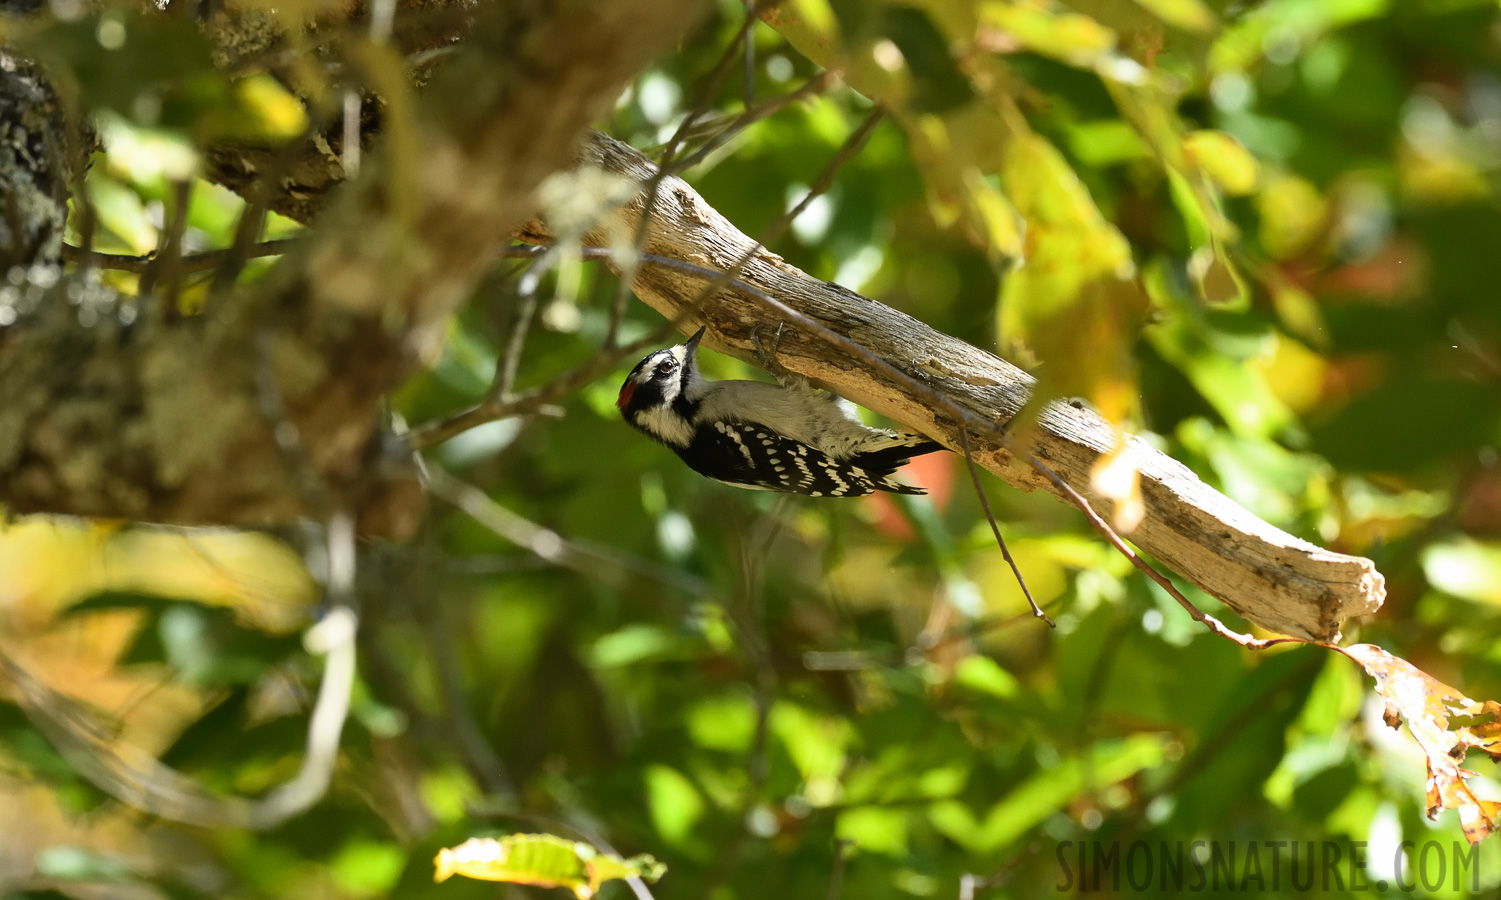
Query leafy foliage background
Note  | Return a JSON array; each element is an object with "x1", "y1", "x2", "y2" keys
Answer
[{"x1": 3, "y1": 0, "x2": 1501, "y2": 897}]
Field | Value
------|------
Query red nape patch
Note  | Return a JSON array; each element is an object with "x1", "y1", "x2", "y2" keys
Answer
[{"x1": 616, "y1": 381, "x2": 637, "y2": 411}]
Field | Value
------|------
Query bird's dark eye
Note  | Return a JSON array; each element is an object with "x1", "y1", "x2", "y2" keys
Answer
[{"x1": 656, "y1": 361, "x2": 676, "y2": 376}]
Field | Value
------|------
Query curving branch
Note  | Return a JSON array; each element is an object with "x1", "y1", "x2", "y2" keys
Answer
[{"x1": 515, "y1": 131, "x2": 1385, "y2": 643}]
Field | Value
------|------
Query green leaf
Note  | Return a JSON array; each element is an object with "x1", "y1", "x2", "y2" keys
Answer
[
  {"x1": 1423, "y1": 538, "x2": 1501, "y2": 606},
  {"x1": 646, "y1": 765, "x2": 706, "y2": 846},
  {"x1": 687, "y1": 693, "x2": 758, "y2": 753},
  {"x1": 1133, "y1": 0, "x2": 1217, "y2": 32},
  {"x1": 928, "y1": 734, "x2": 1168, "y2": 853},
  {"x1": 837, "y1": 806, "x2": 909, "y2": 857},
  {"x1": 771, "y1": 702, "x2": 853, "y2": 787}
]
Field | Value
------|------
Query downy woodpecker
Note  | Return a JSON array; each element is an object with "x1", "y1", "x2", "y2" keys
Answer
[{"x1": 617, "y1": 327, "x2": 943, "y2": 496}]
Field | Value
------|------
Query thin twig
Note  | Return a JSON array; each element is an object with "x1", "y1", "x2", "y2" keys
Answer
[
  {"x1": 141, "y1": 179, "x2": 192, "y2": 312},
  {"x1": 825, "y1": 840, "x2": 850, "y2": 900},
  {"x1": 958, "y1": 836, "x2": 1047, "y2": 899},
  {"x1": 409, "y1": 537, "x2": 516, "y2": 797},
  {"x1": 493, "y1": 272, "x2": 541, "y2": 402},
  {"x1": 264, "y1": 513, "x2": 359, "y2": 822},
  {"x1": 912, "y1": 598, "x2": 1065, "y2": 658},
  {"x1": 423, "y1": 461, "x2": 713, "y2": 595},
  {"x1": 408, "y1": 316, "x2": 661, "y2": 447},
  {"x1": 342, "y1": 90, "x2": 362, "y2": 179},
  {"x1": 695, "y1": 505, "x2": 782, "y2": 900},
  {"x1": 211, "y1": 198, "x2": 269, "y2": 293},
  {"x1": 665, "y1": 69, "x2": 836, "y2": 175},
  {"x1": 742, "y1": 0, "x2": 757, "y2": 109},
  {"x1": 958, "y1": 426, "x2": 1051, "y2": 625},
  {"x1": 254, "y1": 328, "x2": 331, "y2": 513},
  {"x1": 768, "y1": 107, "x2": 883, "y2": 239},
  {"x1": 63, "y1": 239, "x2": 299, "y2": 275},
  {"x1": 368, "y1": 0, "x2": 397, "y2": 42},
  {"x1": 734, "y1": 507, "x2": 777, "y2": 797},
  {"x1": 1030, "y1": 460, "x2": 1300, "y2": 649},
  {"x1": 222, "y1": 4, "x2": 476, "y2": 77},
  {"x1": 413, "y1": 223, "x2": 782, "y2": 448},
  {"x1": 661, "y1": 0, "x2": 763, "y2": 158},
  {"x1": 70, "y1": 180, "x2": 98, "y2": 275},
  {"x1": 806, "y1": 595, "x2": 1064, "y2": 670},
  {"x1": 209, "y1": 118, "x2": 325, "y2": 291}
]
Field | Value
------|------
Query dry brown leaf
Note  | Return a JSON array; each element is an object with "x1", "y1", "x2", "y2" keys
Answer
[{"x1": 1343, "y1": 643, "x2": 1501, "y2": 844}]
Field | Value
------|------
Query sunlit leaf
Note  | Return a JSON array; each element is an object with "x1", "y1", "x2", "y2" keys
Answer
[
  {"x1": 224, "y1": 74, "x2": 309, "y2": 141},
  {"x1": 952, "y1": 655, "x2": 1021, "y2": 699},
  {"x1": 646, "y1": 765, "x2": 706, "y2": 846},
  {"x1": 978, "y1": 2, "x2": 1117, "y2": 67},
  {"x1": 1422, "y1": 538, "x2": 1501, "y2": 606},
  {"x1": 1184, "y1": 130, "x2": 1259, "y2": 196},
  {"x1": 771, "y1": 701, "x2": 853, "y2": 789},
  {"x1": 1257, "y1": 171, "x2": 1328, "y2": 259},
  {"x1": 998, "y1": 129, "x2": 1145, "y2": 423},
  {"x1": 434, "y1": 834, "x2": 665, "y2": 898},
  {"x1": 86, "y1": 174, "x2": 158, "y2": 255},
  {"x1": 1132, "y1": 0, "x2": 1216, "y2": 33},
  {"x1": 836, "y1": 806, "x2": 909, "y2": 856},
  {"x1": 928, "y1": 734, "x2": 1168, "y2": 853},
  {"x1": 1065, "y1": 119, "x2": 1152, "y2": 167},
  {"x1": 1187, "y1": 244, "x2": 1248, "y2": 309},
  {"x1": 1343, "y1": 645, "x2": 1501, "y2": 844},
  {"x1": 687, "y1": 693, "x2": 758, "y2": 753}
]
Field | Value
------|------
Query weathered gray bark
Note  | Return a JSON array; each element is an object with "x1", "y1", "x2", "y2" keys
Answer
[
  {"x1": 0, "y1": 50, "x2": 78, "y2": 271},
  {"x1": 517, "y1": 132, "x2": 1385, "y2": 643},
  {"x1": 0, "y1": 0, "x2": 707, "y2": 533}
]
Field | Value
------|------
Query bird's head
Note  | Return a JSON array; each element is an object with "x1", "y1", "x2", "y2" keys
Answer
[{"x1": 616, "y1": 327, "x2": 706, "y2": 446}]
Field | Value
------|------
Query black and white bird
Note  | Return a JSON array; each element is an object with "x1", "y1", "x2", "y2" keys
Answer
[{"x1": 617, "y1": 327, "x2": 943, "y2": 497}]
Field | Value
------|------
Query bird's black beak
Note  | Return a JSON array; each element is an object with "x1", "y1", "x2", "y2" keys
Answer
[{"x1": 683, "y1": 326, "x2": 706, "y2": 361}]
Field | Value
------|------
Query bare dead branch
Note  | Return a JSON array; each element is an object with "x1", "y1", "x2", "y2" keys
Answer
[{"x1": 512, "y1": 131, "x2": 1385, "y2": 643}]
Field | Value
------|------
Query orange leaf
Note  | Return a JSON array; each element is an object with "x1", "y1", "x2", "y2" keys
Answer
[{"x1": 1343, "y1": 644, "x2": 1501, "y2": 844}]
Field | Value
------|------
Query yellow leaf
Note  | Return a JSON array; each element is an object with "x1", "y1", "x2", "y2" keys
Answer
[
  {"x1": 1090, "y1": 443, "x2": 1145, "y2": 533},
  {"x1": 1184, "y1": 130, "x2": 1259, "y2": 196},
  {"x1": 1132, "y1": 0, "x2": 1216, "y2": 33},
  {"x1": 1258, "y1": 172, "x2": 1328, "y2": 259},
  {"x1": 434, "y1": 834, "x2": 664, "y2": 898},
  {"x1": 233, "y1": 74, "x2": 308, "y2": 141},
  {"x1": 963, "y1": 171, "x2": 1021, "y2": 257},
  {"x1": 998, "y1": 130, "x2": 1144, "y2": 425},
  {"x1": 1187, "y1": 244, "x2": 1248, "y2": 309},
  {"x1": 761, "y1": 1, "x2": 842, "y2": 73},
  {"x1": 979, "y1": 2, "x2": 1116, "y2": 67}
]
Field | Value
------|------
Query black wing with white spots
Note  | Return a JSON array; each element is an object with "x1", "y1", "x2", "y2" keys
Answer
[{"x1": 673, "y1": 421, "x2": 935, "y2": 497}]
